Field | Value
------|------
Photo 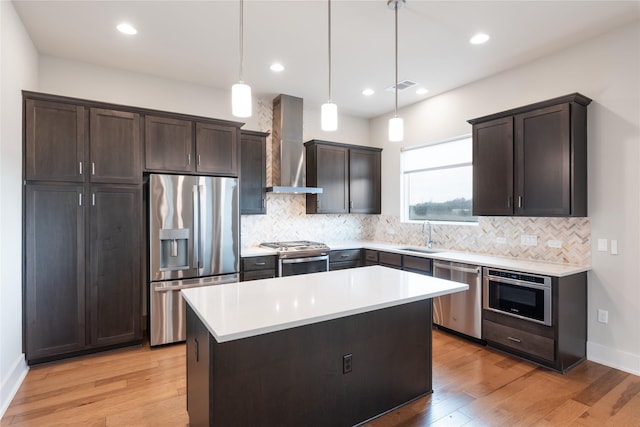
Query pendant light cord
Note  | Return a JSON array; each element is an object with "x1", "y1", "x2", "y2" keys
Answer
[
  {"x1": 239, "y1": 0, "x2": 244, "y2": 83},
  {"x1": 394, "y1": 1, "x2": 398, "y2": 117},
  {"x1": 328, "y1": 0, "x2": 332, "y2": 103}
]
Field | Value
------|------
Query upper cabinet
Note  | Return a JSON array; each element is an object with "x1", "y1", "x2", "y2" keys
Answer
[
  {"x1": 144, "y1": 115, "x2": 240, "y2": 176},
  {"x1": 305, "y1": 140, "x2": 382, "y2": 214},
  {"x1": 469, "y1": 93, "x2": 591, "y2": 217},
  {"x1": 240, "y1": 130, "x2": 268, "y2": 215}
]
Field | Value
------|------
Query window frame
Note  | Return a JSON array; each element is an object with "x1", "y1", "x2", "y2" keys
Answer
[{"x1": 400, "y1": 134, "x2": 477, "y2": 225}]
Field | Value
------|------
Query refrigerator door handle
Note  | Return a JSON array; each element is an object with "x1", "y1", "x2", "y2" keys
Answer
[{"x1": 192, "y1": 184, "x2": 199, "y2": 269}]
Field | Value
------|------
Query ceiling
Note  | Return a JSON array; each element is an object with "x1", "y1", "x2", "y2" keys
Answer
[{"x1": 12, "y1": 1, "x2": 640, "y2": 119}]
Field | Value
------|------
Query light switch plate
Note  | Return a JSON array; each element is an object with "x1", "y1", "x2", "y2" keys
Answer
[
  {"x1": 520, "y1": 235, "x2": 538, "y2": 246},
  {"x1": 597, "y1": 309, "x2": 609, "y2": 324},
  {"x1": 597, "y1": 239, "x2": 608, "y2": 252},
  {"x1": 611, "y1": 240, "x2": 618, "y2": 255}
]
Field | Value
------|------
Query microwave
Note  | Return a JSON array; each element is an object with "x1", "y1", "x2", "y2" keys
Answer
[{"x1": 483, "y1": 268, "x2": 552, "y2": 326}]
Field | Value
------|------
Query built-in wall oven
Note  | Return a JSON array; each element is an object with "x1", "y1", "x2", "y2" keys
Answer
[
  {"x1": 483, "y1": 268, "x2": 552, "y2": 326},
  {"x1": 260, "y1": 241, "x2": 330, "y2": 277}
]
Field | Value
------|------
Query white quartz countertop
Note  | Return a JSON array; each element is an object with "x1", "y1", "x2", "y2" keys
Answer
[
  {"x1": 242, "y1": 241, "x2": 589, "y2": 277},
  {"x1": 181, "y1": 265, "x2": 467, "y2": 343}
]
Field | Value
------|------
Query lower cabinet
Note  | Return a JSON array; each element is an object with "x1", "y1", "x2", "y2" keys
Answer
[
  {"x1": 329, "y1": 249, "x2": 361, "y2": 270},
  {"x1": 24, "y1": 183, "x2": 142, "y2": 364},
  {"x1": 241, "y1": 255, "x2": 277, "y2": 281}
]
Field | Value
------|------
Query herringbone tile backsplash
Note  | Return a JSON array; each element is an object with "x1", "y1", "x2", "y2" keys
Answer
[{"x1": 241, "y1": 196, "x2": 590, "y2": 266}]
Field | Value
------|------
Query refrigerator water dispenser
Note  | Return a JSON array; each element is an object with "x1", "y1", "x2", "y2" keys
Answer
[{"x1": 159, "y1": 228, "x2": 190, "y2": 271}]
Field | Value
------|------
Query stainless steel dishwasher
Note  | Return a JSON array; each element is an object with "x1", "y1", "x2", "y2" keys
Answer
[{"x1": 433, "y1": 261, "x2": 482, "y2": 339}]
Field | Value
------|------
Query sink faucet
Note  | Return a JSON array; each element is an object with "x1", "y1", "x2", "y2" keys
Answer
[{"x1": 423, "y1": 221, "x2": 433, "y2": 249}]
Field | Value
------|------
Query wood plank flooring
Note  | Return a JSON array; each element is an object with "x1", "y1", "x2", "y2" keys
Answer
[{"x1": 2, "y1": 330, "x2": 639, "y2": 426}]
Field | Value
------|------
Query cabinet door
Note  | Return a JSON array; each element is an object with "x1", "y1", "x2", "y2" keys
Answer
[
  {"x1": 349, "y1": 148, "x2": 381, "y2": 214},
  {"x1": 196, "y1": 122, "x2": 238, "y2": 176},
  {"x1": 240, "y1": 133, "x2": 267, "y2": 214},
  {"x1": 315, "y1": 144, "x2": 349, "y2": 213},
  {"x1": 515, "y1": 104, "x2": 571, "y2": 216},
  {"x1": 88, "y1": 185, "x2": 142, "y2": 347},
  {"x1": 90, "y1": 108, "x2": 141, "y2": 184},
  {"x1": 25, "y1": 99, "x2": 85, "y2": 182},
  {"x1": 144, "y1": 115, "x2": 194, "y2": 172},
  {"x1": 25, "y1": 184, "x2": 85, "y2": 361},
  {"x1": 472, "y1": 117, "x2": 514, "y2": 215}
]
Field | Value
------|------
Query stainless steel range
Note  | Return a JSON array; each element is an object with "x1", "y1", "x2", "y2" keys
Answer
[{"x1": 260, "y1": 241, "x2": 330, "y2": 276}]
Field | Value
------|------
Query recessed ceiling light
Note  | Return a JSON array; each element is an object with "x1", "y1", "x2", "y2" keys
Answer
[
  {"x1": 470, "y1": 33, "x2": 490, "y2": 45},
  {"x1": 117, "y1": 23, "x2": 137, "y2": 35},
  {"x1": 270, "y1": 63, "x2": 285, "y2": 72},
  {"x1": 416, "y1": 88, "x2": 429, "y2": 95},
  {"x1": 362, "y1": 88, "x2": 375, "y2": 96}
]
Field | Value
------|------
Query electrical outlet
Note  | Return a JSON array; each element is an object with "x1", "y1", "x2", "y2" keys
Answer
[
  {"x1": 597, "y1": 309, "x2": 609, "y2": 324},
  {"x1": 547, "y1": 240, "x2": 562, "y2": 248},
  {"x1": 597, "y1": 239, "x2": 608, "y2": 252},
  {"x1": 343, "y1": 354, "x2": 352, "y2": 374},
  {"x1": 496, "y1": 237, "x2": 507, "y2": 245},
  {"x1": 520, "y1": 235, "x2": 538, "y2": 246}
]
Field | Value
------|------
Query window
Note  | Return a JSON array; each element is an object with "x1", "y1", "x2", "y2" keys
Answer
[{"x1": 401, "y1": 135, "x2": 477, "y2": 222}]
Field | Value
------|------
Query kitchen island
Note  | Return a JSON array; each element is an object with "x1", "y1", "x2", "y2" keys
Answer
[{"x1": 182, "y1": 265, "x2": 468, "y2": 427}]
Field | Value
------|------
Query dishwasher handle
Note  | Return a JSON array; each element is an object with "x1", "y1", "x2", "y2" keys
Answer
[{"x1": 433, "y1": 261, "x2": 480, "y2": 275}]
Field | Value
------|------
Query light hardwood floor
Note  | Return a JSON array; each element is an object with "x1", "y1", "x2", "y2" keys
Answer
[{"x1": 2, "y1": 330, "x2": 639, "y2": 426}]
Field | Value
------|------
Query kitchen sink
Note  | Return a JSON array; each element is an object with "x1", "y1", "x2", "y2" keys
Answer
[{"x1": 398, "y1": 247, "x2": 442, "y2": 254}]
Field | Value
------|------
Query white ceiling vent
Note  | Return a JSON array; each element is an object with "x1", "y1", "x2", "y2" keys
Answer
[{"x1": 385, "y1": 80, "x2": 417, "y2": 92}]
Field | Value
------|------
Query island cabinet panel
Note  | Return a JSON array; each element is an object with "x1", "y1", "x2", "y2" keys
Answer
[
  {"x1": 89, "y1": 108, "x2": 142, "y2": 184},
  {"x1": 88, "y1": 185, "x2": 142, "y2": 347},
  {"x1": 195, "y1": 122, "x2": 238, "y2": 176},
  {"x1": 144, "y1": 115, "x2": 194, "y2": 172},
  {"x1": 186, "y1": 299, "x2": 433, "y2": 427},
  {"x1": 25, "y1": 99, "x2": 85, "y2": 182},
  {"x1": 469, "y1": 93, "x2": 590, "y2": 217},
  {"x1": 25, "y1": 184, "x2": 86, "y2": 360},
  {"x1": 240, "y1": 130, "x2": 268, "y2": 214},
  {"x1": 186, "y1": 305, "x2": 211, "y2": 427}
]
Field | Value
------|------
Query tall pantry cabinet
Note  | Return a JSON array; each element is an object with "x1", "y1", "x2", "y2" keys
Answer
[{"x1": 23, "y1": 93, "x2": 142, "y2": 364}]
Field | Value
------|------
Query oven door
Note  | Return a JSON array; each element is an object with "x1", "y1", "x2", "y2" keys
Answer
[
  {"x1": 279, "y1": 255, "x2": 329, "y2": 277},
  {"x1": 483, "y1": 275, "x2": 552, "y2": 326}
]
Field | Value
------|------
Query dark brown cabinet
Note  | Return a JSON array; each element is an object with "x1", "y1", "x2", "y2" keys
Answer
[
  {"x1": 305, "y1": 140, "x2": 382, "y2": 214},
  {"x1": 88, "y1": 185, "x2": 142, "y2": 347},
  {"x1": 25, "y1": 99, "x2": 85, "y2": 182},
  {"x1": 25, "y1": 184, "x2": 86, "y2": 360},
  {"x1": 329, "y1": 249, "x2": 361, "y2": 270},
  {"x1": 90, "y1": 108, "x2": 141, "y2": 184},
  {"x1": 240, "y1": 130, "x2": 268, "y2": 215},
  {"x1": 144, "y1": 115, "x2": 193, "y2": 172},
  {"x1": 469, "y1": 93, "x2": 590, "y2": 217},
  {"x1": 144, "y1": 115, "x2": 239, "y2": 176},
  {"x1": 241, "y1": 256, "x2": 277, "y2": 281}
]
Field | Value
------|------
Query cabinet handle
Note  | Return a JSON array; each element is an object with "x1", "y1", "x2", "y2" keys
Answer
[
  {"x1": 317, "y1": 199, "x2": 320, "y2": 210},
  {"x1": 79, "y1": 162, "x2": 83, "y2": 175},
  {"x1": 262, "y1": 198, "x2": 266, "y2": 209},
  {"x1": 517, "y1": 196, "x2": 523, "y2": 208},
  {"x1": 254, "y1": 262, "x2": 266, "y2": 266},
  {"x1": 507, "y1": 196, "x2": 512, "y2": 208},
  {"x1": 92, "y1": 193, "x2": 96, "y2": 206},
  {"x1": 194, "y1": 337, "x2": 199, "y2": 362},
  {"x1": 91, "y1": 162, "x2": 95, "y2": 175},
  {"x1": 198, "y1": 155, "x2": 201, "y2": 166},
  {"x1": 340, "y1": 254, "x2": 349, "y2": 259},
  {"x1": 349, "y1": 200, "x2": 353, "y2": 209},
  {"x1": 188, "y1": 154, "x2": 191, "y2": 165},
  {"x1": 78, "y1": 193, "x2": 83, "y2": 206},
  {"x1": 507, "y1": 336, "x2": 522, "y2": 343}
]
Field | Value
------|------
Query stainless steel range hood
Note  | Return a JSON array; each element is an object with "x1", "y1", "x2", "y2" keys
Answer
[{"x1": 267, "y1": 94, "x2": 322, "y2": 194}]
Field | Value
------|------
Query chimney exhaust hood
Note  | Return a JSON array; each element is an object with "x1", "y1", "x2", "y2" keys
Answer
[{"x1": 267, "y1": 94, "x2": 322, "y2": 194}]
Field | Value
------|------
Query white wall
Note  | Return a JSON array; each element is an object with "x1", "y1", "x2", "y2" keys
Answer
[
  {"x1": 0, "y1": 0, "x2": 39, "y2": 418},
  {"x1": 371, "y1": 21, "x2": 640, "y2": 375}
]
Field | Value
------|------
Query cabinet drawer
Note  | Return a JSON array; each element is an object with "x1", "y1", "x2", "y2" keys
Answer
[
  {"x1": 483, "y1": 319, "x2": 554, "y2": 362},
  {"x1": 330, "y1": 261, "x2": 361, "y2": 271},
  {"x1": 241, "y1": 256, "x2": 276, "y2": 272},
  {"x1": 329, "y1": 249, "x2": 361, "y2": 263},
  {"x1": 364, "y1": 250, "x2": 378, "y2": 264},
  {"x1": 241, "y1": 269, "x2": 276, "y2": 282},
  {"x1": 403, "y1": 255, "x2": 432, "y2": 275},
  {"x1": 379, "y1": 252, "x2": 402, "y2": 268}
]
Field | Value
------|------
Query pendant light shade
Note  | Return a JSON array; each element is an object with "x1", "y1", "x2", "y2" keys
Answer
[
  {"x1": 388, "y1": 0, "x2": 404, "y2": 142},
  {"x1": 232, "y1": 82, "x2": 252, "y2": 118},
  {"x1": 321, "y1": 102, "x2": 338, "y2": 131},
  {"x1": 389, "y1": 116, "x2": 404, "y2": 142},
  {"x1": 321, "y1": 0, "x2": 338, "y2": 131},
  {"x1": 232, "y1": 0, "x2": 252, "y2": 118}
]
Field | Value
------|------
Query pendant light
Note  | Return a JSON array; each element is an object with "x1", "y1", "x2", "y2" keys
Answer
[
  {"x1": 321, "y1": 0, "x2": 338, "y2": 131},
  {"x1": 232, "y1": 0, "x2": 252, "y2": 117},
  {"x1": 388, "y1": 0, "x2": 404, "y2": 142}
]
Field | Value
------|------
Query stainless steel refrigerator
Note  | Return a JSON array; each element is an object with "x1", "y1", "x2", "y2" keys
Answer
[{"x1": 149, "y1": 174, "x2": 239, "y2": 346}]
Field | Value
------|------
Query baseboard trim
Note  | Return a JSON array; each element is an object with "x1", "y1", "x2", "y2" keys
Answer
[
  {"x1": 0, "y1": 353, "x2": 29, "y2": 420},
  {"x1": 587, "y1": 341, "x2": 640, "y2": 376}
]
